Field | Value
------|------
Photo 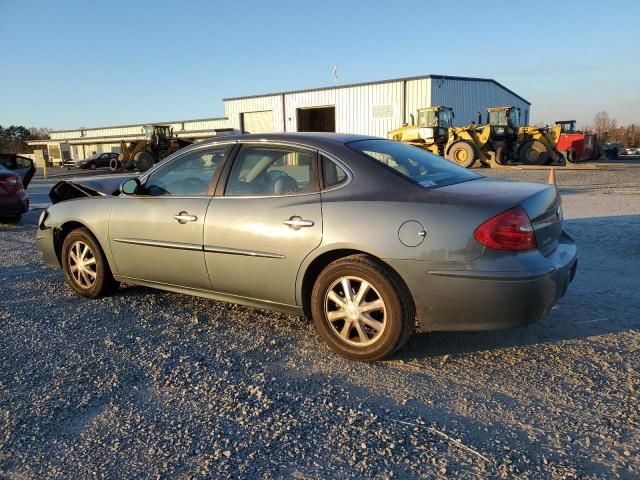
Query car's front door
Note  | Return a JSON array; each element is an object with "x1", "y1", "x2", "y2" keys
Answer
[
  {"x1": 109, "y1": 145, "x2": 230, "y2": 290},
  {"x1": 204, "y1": 143, "x2": 322, "y2": 306}
]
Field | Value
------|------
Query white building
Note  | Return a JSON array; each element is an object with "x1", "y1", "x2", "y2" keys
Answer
[{"x1": 29, "y1": 74, "x2": 530, "y2": 165}]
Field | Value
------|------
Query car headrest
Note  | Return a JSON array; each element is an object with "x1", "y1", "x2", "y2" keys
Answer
[{"x1": 273, "y1": 175, "x2": 298, "y2": 194}]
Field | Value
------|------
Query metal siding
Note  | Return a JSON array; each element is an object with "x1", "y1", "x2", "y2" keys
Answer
[
  {"x1": 242, "y1": 110, "x2": 274, "y2": 133},
  {"x1": 404, "y1": 78, "x2": 430, "y2": 124},
  {"x1": 283, "y1": 82, "x2": 405, "y2": 136},
  {"x1": 430, "y1": 79, "x2": 530, "y2": 126},
  {"x1": 225, "y1": 96, "x2": 284, "y2": 132}
]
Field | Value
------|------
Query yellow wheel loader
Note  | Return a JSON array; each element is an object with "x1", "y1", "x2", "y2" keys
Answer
[
  {"x1": 111, "y1": 125, "x2": 192, "y2": 172},
  {"x1": 388, "y1": 107, "x2": 491, "y2": 168},
  {"x1": 388, "y1": 106, "x2": 454, "y2": 156}
]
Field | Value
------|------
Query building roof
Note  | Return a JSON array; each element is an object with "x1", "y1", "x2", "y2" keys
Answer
[
  {"x1": 223, "y1": 74, "x2": 531, "y2": 105},
  {"x1": 48, "y1": 116, "x2": 228, "y2": 134}
]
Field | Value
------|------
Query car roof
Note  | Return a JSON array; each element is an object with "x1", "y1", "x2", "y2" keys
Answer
[{"x1": 198, "y1": 132, "x2": 379, "y2": 148}]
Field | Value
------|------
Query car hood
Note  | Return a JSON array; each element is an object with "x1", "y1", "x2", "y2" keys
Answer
[{"x1": 49, "y1": 174, "x2": 136, "y2": 204}]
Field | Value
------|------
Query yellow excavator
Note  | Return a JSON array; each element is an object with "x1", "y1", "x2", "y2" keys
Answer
[{"x1": 111, "y1": 125, "x2": 192, "y2": 172}]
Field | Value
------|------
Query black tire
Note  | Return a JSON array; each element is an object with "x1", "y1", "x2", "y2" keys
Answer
[
  {"x1": 0, "y1": 214, "x2": 21, "y2": 224},
  {"x1": 446, "y1": 141, "x2": 476, "y2": 168},
  {"x1": 519, "y1": 140, "x2": 549, "y2": 165},
  {"x1": 89, "y1": 162, "x2": 97, "y2": 170},
  {"x1": 494, "y1": 146, "x2": 506, "y2": 165},
  {"x1": 109, "y1": 158, "x2": 121, "y2": 171},
  {"x1": 566, "y1": 148, "x2": 577, "y2": 163},
  {"x1": 61, "y1": 227, "x2": 117, "y2": 298},
  {"x1": 133, "y1": 151, "x2": 154, "y2": 171},
  {"x1": 310, "y1": 254, "x2": 415, "y2": 361}
]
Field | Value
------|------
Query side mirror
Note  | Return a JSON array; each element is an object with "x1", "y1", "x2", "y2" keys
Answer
[{"x1": 120, "y1": 178, "x2": 141, "y2": 195}]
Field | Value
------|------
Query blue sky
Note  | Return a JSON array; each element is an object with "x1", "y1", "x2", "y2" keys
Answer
[{"x1": 0, "y1": 0, "x2": 637, "y2": 130}]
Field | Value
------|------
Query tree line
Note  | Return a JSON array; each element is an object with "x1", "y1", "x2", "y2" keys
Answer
[
  {"x1": 589, "y1": 111, "x2": 640, "y2": 147},
  {"x1": 0, "y1": 125, "x2": 52, "y2": 154}
]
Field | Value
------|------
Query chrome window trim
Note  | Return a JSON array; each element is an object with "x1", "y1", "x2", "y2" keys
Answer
[
  {"x1": 138, "y1": 141, "x2": 238, "y2": 184},
  {"x1": 222, "y1": 139, "x2": 353, "y2": 198}
]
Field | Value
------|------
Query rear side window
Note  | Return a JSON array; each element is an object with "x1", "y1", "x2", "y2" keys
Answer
[
  {"x1": 225, "y1": 145, "x2": 316, "y2": 196},
  {"x1": 321, "y1": 156, "x2": 347, "y2": 188},
  {"x1": 348, "y1": 139, "x2": 479, "y2": 189}
]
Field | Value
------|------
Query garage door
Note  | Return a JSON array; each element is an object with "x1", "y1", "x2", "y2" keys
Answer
[{"x1": 242, "y1": 110, "x2": 273, "y2": 134}]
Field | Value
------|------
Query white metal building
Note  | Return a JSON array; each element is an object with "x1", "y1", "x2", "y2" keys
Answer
[{"x1": 29, "y1": 74, "x2": 530, "y2": 165}]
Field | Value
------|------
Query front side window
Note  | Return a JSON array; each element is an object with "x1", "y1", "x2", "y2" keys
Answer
[
  {"x1": 225, "y1": 145, "x2": 316, "y2": 196},
  {"x1": 143, "y1": 147, "x2": 227, "y2": 196},
  {"x1": 348, "y1": 139, "x2": 479, "y2": 189}
]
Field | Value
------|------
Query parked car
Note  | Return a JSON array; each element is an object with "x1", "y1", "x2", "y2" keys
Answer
[
  {"x1": 74, "y1": 152, "x2": 120, "y2": 170},
  {"x1": 624, "y1": 147, "x2": 638, "y2": 156},
  {"x1": 0, "y1": 165, "x2": 29, "y2": 223},
  {"x1": 0, "y1": 153, "x2": 36, "y2": 188},
  {"x1": 36, "y1": 133, "x2": 577, "y2": 361}
]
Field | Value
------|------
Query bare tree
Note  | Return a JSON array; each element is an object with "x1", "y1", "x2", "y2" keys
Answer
[{"x1": 592, "y1": 111, "x2": 618, "y2": 143}]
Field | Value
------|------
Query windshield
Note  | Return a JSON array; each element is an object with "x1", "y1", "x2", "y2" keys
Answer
[
  {"x1": 561, "y1": 122, "x2": 577, "y2": 133},
  {"x1": 347, "y1": 139, "x2": 479, "y2": 188},
  {"x1": 439, "y1": 109, "x2": 453, "y2": 128},
  {"x1": 509, "y1": 108, "x2": 521, "y2": 127},
  {"x1": 488, "y1": 110, "x2": 507, "y2": 126},
  {"x1": 417, "y1": 110, "x2": 438, "y2": 127}
]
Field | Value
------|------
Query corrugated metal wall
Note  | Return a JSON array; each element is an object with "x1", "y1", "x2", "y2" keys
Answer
[
  {"x1": 49, "y1": 76, "x2": 530, "y2": 161},
  {"x1": 430, "y1": 78, "x2": 530, "y2": 126},
  {"x1": 225, "y1": 96, "x2": 284, "y2": 132},
  {"x1": 405, "y1": 78, "x2": 431, "y2": 124}
]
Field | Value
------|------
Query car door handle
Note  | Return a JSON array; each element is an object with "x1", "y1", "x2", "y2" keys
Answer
[
  {"x1": 174, "y1": 212, "x2": 198, "y2": 224},
  {"x1": 284, "y1": 216, "x2": 314, "y2": 230}
]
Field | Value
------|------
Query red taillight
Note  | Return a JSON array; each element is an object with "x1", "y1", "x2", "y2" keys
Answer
[
  {"x1": 0, "y1": 175, "x2": 22, "y2": 193},
  {"x1": 474, "y1": 206, "x2": 536, "y2": 251}
]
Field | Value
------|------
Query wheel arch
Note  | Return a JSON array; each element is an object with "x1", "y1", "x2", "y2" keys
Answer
[
  {"x1": 53, "y1": 220, "x2": 110, "y2": 270},
  {"x1": 297, "y1": 247, "x2": 412, "y2": 318}
]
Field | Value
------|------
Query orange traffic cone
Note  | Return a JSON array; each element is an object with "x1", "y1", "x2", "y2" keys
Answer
[{"x1": 547, "y1": 168, "x2": 557, "y2": 186}]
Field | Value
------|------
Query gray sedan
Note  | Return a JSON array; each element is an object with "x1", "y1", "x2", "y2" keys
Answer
[{"x1": 36, "y1": 133, "x2": 577, "y2": 361}]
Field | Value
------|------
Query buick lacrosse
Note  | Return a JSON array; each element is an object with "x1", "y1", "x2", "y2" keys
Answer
[{"x1": 37, "y1": 133, "x2": 577, "y2": 360}]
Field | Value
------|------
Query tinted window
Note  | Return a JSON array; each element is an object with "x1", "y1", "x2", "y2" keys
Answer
[
  {"x1": 16, "y1": 156, "x2": 33, "y2": 169},
  {"x1": 321, "y1": 156, "x2": 347, "y2": 188},
  {"x1": 225, "y1": 145, "x2": 315, "y2": 196},
  {"x1": 144, "y1": 147, "x2": 227, "y2": 196},
  {"x1": 348, "y1": 139, "x2": 479, "y2": 188}
]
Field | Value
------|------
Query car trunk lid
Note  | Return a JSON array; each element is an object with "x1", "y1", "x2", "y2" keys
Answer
[{"x1": 432, "y1": 177, "x2": 562, "y2": 256}]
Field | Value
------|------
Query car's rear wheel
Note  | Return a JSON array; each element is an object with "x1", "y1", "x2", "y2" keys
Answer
[
  {"x1": 310, "y1": 255, "x2": 414, "y2": 361},
  {"x1": 61, "y1": 227, "x2": 117, "y2": 298},
  {"x1": 109, "y1": 158, "x2": 122, "y2": 171}
]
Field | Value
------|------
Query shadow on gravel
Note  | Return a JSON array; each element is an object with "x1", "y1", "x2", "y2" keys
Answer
[{"x1": 396, "y1": 214, "x2": 640, "y2": 361}]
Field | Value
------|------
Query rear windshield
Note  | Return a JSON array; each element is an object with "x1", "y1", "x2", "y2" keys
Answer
[{"x1": 347, "y1": 139, "x2": 479, "y2": 188}]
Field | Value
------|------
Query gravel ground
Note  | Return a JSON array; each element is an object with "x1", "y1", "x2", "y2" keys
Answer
[{"x1": 1, "y1": 162, "x2": 639, "y2": 479}]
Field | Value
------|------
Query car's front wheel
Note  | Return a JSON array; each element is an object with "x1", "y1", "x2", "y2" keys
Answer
[
  {"x1": 61, "y1": 227, "x2": 117, "y2": 298},
  {"x1": 311, "y1": 255, "x2": 414, "y2": 361}
]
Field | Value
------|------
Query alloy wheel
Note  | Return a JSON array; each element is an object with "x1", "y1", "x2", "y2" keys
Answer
[
  {"x1": 67, "y1": 240, "x2": 97, "y2": 289},
  {"x1": 324, "y1": 276, "x2": 387, "y2": 347}
]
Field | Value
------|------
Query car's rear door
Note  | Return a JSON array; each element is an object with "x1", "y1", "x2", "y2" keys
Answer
[
  {"x1": 108, "y1": 145, "x2": 230, "y2": 290},
  {"x1": 204, "y1": 143, "x2": 322, "y2": 306}
]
